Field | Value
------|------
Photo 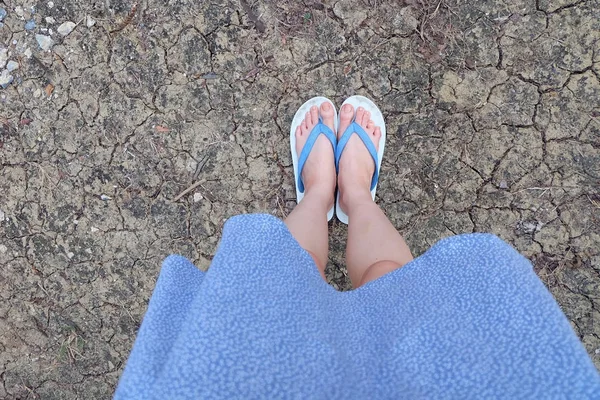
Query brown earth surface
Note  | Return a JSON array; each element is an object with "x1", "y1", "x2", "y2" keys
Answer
[{"x1": 0, "y1": 0, "x2": 599, "y2": 397}]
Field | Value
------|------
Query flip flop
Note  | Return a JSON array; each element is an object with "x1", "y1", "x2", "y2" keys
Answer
[
  {"x1": 290, "y1": 97, "x2": 338, "y2": 221},
  {"x1": 334, "y1": 95, "x2": 386, "y2": 224}
]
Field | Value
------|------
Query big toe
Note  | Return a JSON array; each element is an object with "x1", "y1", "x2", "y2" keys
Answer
[
  {"x1": 338, "y1": 104, "x2": 354, "y2": 138},
  {"x1": 320, "y1": 102, "x2": 335, "y2": 130}
]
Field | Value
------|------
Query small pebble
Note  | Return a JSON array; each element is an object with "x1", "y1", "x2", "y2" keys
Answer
[
  {"x1": 25, "y1": 20, "x2": 36, "y2": 30},
  {"x1": 57, "y1": 21, "x2": 76, "y2": 36},
  {"x1": 91, "y1": 226, "x2": 99, "y2": 233},
  {"x1": 48, "y1": 1, "x2": 54, "y2": 8},
  {"x1": 33, "y1": 88, "x2": 42, "y2": 98},
  {"x1": 24, "y1": 47, "x2": 32, "y2": 58},
  {"x1": 0, "y1": 8, "x2": 6, "y2": 21},
  {"x1": 6, "y1": 60, "x2": 18, "y2": 72},
  {"x1": 100, "y1": 194, "x2": 112, "y2": 201},
  {"x1": 193, "y1": 193, "x2": 203, "y2": 203},
  {"x1": 45, "y1": 16, "x2": 55, "y2": 24},
  {"x1": 499, "y1": 180, "x2": 508, "y2": 189},
  {"x1": 35, "y1": 34, "x2": 54, "y2": 51},
  {"x1": 0, "y1": 244, "x2": 7, "y2": 253},
  {"x1": 0, "y1": 69, "x2": 14, "y2": 89},
  {"x1": 0, "y1": 209, "x2": 4, "y2": 220},
  {"x1": 85, "y1": 15, "x2": 96, "y2": 28},
  {"x1": 67, "y1": 251, "x2": 74, "y2": 259},
  {"x1": 15, "y1": 6, "x2": 24, "y2": 18}
]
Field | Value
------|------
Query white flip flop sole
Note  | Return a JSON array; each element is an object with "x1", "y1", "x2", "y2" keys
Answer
[
  {"x1": 336, "y1": 95, "x2": 386, "y2": 224},
  {"x1": 290, "y1": 96, "x2": 338, "y2": 221}
]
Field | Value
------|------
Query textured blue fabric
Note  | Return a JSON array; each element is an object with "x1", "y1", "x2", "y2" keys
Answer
[
  {"x1": 115, "y1": 214, "x2": 600, "y2": 399},
  {"x1": 335, "y1": 121, "x2": 379, "y2": 190},
  {"x1": 297, "y1": 118, "x2": 336, "y2": 193}
]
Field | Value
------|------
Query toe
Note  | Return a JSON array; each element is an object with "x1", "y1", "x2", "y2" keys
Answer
[
  {"x1": 309, "y1": 105, "x2": 319, "y2": 126},
  {"x1": 320, "y1": 102, "x2": 335, "y2": 131},
  {"x1": 301, "y1": 116, "x2": 309, "y2": 134},
  {"x1": 361, "y1": 111, "x2": 371, "y2": 127},
  {"x1": 295, "y1": 125, "x2": 302, "y2": 137},
  {"x1": 355, "y1": 107, "x2": 365, "y2": 127},
  {"x1": 366, "y1": 120, "x2": 375, "y2": 134},
  {"x1": 338, "y1": 103, "x2": 354, "y2": 139},
  {"x1": 374, "y1": 127, "x2": 382, "y2": 140}
]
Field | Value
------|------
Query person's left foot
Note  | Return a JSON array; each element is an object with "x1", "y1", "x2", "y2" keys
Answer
[{"x1": 294, "y1": 103, "x2": 336, "y2": 207}]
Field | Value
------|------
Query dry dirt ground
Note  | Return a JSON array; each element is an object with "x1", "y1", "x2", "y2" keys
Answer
[{"x1": 0, "y1": 0, "x2": 599, "y2": 397}]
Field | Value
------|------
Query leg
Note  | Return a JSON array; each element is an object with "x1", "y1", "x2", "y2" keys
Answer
[
  {"x1": 337, "y1": 104, "x2": 413, "y2": 287},
  {"x1": 284, "y1": 102, "x2": 336, "y2": 279}
]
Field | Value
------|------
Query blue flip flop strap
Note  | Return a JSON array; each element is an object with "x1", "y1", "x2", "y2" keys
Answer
[
  {"x1": 297, "y1": 118, "x2": 336, "y2": 193},
  {"x1": 335, "y1": 121, "x2": 379, "y2": 191}
]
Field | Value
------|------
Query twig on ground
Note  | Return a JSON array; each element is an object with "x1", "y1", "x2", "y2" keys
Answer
[
  {"x1": 172, "y1": 180, "x2": 205, "y2": 202},
  {"x1": 110, "y1": 3, "x2": 138, "y2": 35}
]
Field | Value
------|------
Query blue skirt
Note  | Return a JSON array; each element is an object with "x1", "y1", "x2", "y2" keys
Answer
[{"x1": 115, "y1": 214, "x2": 600, "y2": 399}]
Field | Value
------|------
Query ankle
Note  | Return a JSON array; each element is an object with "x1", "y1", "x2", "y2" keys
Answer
[
  {"x1": 339, "y1": 186, "x2": 373, "y2": 212},
  {"x1": 304, "y1": 185, "x2": 334, "y2": 207}
]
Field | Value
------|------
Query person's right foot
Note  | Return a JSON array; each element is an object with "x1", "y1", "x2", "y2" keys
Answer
[
  {"x1": 336, "y1": 104, "x2": 382, "y2": 213},
  {"x1": 294, "y1": 102, "x2": 336, "y2": 208}
]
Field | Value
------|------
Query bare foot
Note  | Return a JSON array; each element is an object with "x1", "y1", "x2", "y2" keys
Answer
[
  {"x1": 336, "y1": 104, "x2": 382, "y2": 213},
  {"x1": 294, "y1": 102, "x2": 336, "y2": 207}
]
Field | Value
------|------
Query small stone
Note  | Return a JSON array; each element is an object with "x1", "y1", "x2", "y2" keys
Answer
[
  {"x1": 0, "y1": 244, "x2": 7, "y2": 253},
  {"x1": 0, "y1": 8, "x2": 7, "y2": 22},
  {"x1": 0, "y1": 209, "x2": 4, "y2": 220},
  {"x1": 0, "y1": 69, "x2": 13, "y2": 89},
  {"x1": 24, "y1": 47, "x2": 32, "y2": 58},
  {"x1": 6, "y1": 60, "x2": 18, "y2": 72},
  {"x1": 90, "y1": 226, "x2": 99, "y2": 232},
  {"x1": 15, "y1": 6, "x2": 24, "y2": 18},
  {"x1": 33, "y1": 88, "x2": 42, "y2": 98},
  {"x1": 85, "y1": 15, "x2": 96, "y2": 28},
  {"x1": 100, "y1": 194, "x2": 112, "y2": 201},
  {"x1": 57, "y1": 21, "x2": 76, "y2": 36},
  {"x1": 67, "y1": 251, "x2": 74, "y2": 259},
  {"x1": 48, "y1": 1, "x2": 54, "y2": 8},
  {"x1": 25, "y1": 19, "x2": 36, "y2": 30},
  {"x1": 499, "y1": 180, "x2": 508, "y2": 189},
  {"x1": 0, "y1": 48, "x2": 7, "y2": 69},
  {"x1": 45, "y1": 16, "x2": 55, "y2": 24},
  {"x1": 35, "y1": 34, "x2": 54, "y2": 51},
  {"x1": 193, "y1": 193, "x2": 203, "y2": 203}
]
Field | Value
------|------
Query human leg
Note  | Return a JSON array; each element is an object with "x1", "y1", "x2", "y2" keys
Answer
[
  {"x1": 284, "y1": 102, "x2": 336, "y2": 278},
  {"x1": 337, "y1": 104, "x2": 413, "y2": 287}
]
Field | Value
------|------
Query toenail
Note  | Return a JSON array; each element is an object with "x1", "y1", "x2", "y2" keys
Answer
[{"x1": 358, "y1": 107, "x2": 364, "y2": 112}]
